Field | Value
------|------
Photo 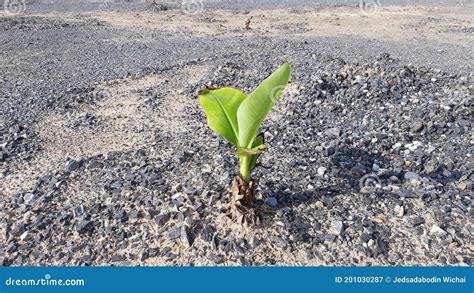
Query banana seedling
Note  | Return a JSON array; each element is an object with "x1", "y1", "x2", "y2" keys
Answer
[{"x1": 198, "y1": 62, "x2": 291, "y2": 225}]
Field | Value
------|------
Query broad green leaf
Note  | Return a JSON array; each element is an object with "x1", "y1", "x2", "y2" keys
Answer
[
  {"x1": 198, "y1": 87, "x2": 247, "y2": 146},
  {"x1": 237, "y1": 62, "x2": 291, "y2": 148},
  {"x1": 248, "y1": 134, "x2": 265, "y2": 170}
]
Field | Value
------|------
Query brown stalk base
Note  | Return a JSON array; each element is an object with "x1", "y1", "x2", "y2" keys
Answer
[{"x1": 229, "y1": 176, "x2": 260, "y2": 226}]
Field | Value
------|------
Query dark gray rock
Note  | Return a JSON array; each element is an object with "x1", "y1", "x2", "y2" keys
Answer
[
  {"x1": 269, "y1": 236, "x2": 286, "y2": 248},
  {"x1": 200, "y1": 226, "x2": 215, "y2": 242},
  {"x1": 10, "y1": 224, "x2": 25, "y2": 236},
  {"x1": 111, "y1": 255, "x2": 125, "y2": 262},
  {"x1": 155, "y1": 213, "x2": 170, "y2": 226},
  {"x1": 6, "y1": 243, "x2": 18, "y2": 253},
  {"x1": 65, "y1": 159, "x2": 81, "y2": 172},
  {"x1": 181, "y1": 226, "x2": 192, "y2": 248},
  {"x1": 410, "y1": 120, "x2": 424, "y2": 133},
  {"x1": 76, "y1": 220, "x2": 92, "y2": 233},
  {"x1": 411, "y1": 216, "x2": 425, "y2": 227},
  {"x1": 264, "y1": 197, "x2": 278, "y2": 208},
  {"x1": 208, "y1": 254, "x2": 224, "y2": 264},
  {"x1": 167, "y1": 227, "x2": 181, "y2": 241}
]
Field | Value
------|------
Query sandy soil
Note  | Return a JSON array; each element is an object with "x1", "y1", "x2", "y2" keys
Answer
[
  {"x1": 3, "y1": 5, "x2": 473, "y2": 198},
  {"x1": 11, "y1": 5, "x2": 473, "y2": 48},
  {"x1": 1, "y1": 4, "x2": 472, "y2": 267}
]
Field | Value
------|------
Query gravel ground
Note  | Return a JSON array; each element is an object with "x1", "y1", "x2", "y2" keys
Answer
[{"x1": 0, "y1": 5, "x2": 473, "y2": 266}]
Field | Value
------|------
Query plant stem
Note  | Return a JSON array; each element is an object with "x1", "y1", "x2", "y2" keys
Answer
[{"x1": 239, "y1": 155, "x2": 251, "y2": 182}]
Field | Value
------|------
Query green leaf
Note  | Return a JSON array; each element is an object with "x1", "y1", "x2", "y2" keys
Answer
[
  {"x1": 198, "y1": 87, "x2": 247, "y2": 146},
  {"x1": 237, "y1": 62, "x2": 291, "y2": 148},
  {"x1": 248, "y1": 133, "x2": 265, "y2": 171}
]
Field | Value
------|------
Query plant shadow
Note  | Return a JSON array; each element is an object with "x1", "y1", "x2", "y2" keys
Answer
[{"x1": 258, "y1": 144, "x2": 463, "y2": 235}]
